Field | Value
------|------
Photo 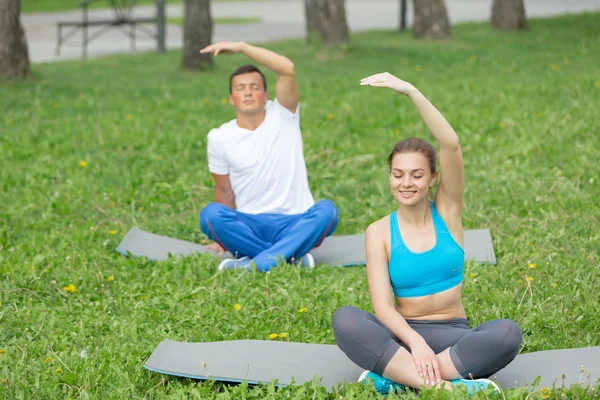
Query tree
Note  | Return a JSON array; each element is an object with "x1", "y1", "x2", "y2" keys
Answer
[
  {"x1": 183, "y1": 0, "x2": 213, "y2": 69},
  {"x1": 304, "y1": 0, "x2": 350, "y2": 46},
  {"x1": 491, "y1": 0, "x2": 528, "y2": 30},
  {"x1": 413, "y1": 0, "x2": 451, "y2": 39},
  {"x1": 0, "y1": 0, "x2": 31, "y2": 79}
]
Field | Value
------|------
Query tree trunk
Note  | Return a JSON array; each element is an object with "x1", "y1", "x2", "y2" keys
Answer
[
  {"x1": 0, "y1": 0, "x2": 31, "y2": 79},
  {"x1": 304, "y1": 0, "x2": 350, "y2": 46},
  {"x1": 491, "y1": 0, "x2": 528, "y2": 30},
  {"x1": 413, "y1": 0, "x2": 451, "y2": 39},
  {"x1": 183, "y1": 0, "x2": 213, "y2": 70}
]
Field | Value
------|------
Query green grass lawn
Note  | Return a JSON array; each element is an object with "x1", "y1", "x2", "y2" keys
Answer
[
  {"x1": 22, "y1": 0, "x2": 250, "y2": 14},
  {"x1": 2, "y1": 12, "x2": 600, "y2": 400}
]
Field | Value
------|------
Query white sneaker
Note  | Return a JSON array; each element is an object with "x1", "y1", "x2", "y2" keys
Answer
[
  {"x1": 297, "y1": 253, "x2": 315, "y2": 268},
  {"x1": 217, "y1": 256, "x2": 251, "y2": 271}
]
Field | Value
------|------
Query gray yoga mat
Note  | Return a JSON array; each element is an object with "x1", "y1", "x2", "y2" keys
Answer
[
  {"x1": 117, "y1": 227, "x2": 496, "y2": 266},
  {"x1": 145, "y1": 340, "x2": 600, "y2": 391}
]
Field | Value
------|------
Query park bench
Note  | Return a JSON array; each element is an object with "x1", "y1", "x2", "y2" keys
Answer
[{"x1": 56, "y1": 0, "x2": 165, "y2": 58}]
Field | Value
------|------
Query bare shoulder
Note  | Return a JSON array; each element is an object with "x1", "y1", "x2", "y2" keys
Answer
[{"x1": 366, "y1": 215, "x2": 389, "y2": 238}]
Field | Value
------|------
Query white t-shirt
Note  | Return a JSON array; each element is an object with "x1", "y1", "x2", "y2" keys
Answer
[{"x1": 207, "y1": 99, "x2": 315, "y2": 215}]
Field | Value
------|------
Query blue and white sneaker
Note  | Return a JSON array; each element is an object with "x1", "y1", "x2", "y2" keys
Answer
[
  {"x1": 218, "y1": 256, "x2": 252, "y2": 271},
  {"x1": 450, "y1": 378, "x2": 499, "y2": 396},
  {"x1": 296, "y1": 253, "x2": 315, "y2": 268},
  {"x1": 358, "y1": 370, "x2": 405, "y2": 394}
]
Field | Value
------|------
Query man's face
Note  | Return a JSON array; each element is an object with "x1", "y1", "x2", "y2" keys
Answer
[{"x1": 229, "y1": 72, "x2": 268, "y2": 116}]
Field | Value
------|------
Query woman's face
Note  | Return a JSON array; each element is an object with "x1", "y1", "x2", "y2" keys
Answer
[{"x1": 389, "y1": 152, "x2": 438, "y2": 206}]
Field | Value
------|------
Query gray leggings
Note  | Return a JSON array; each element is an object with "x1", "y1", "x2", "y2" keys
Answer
[{"x1": 332, "y1": 306, "x2": 522, "y2": 379}]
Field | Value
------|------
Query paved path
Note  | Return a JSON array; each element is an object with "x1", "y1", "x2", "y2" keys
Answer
[{"x1": 22, "y1": 0, "x2": 600, "y2": 63}]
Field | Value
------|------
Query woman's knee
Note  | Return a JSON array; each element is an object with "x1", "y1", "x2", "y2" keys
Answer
[
  {"x1": 332, "y1": 306, "x2": 362, "y2": 334},
  {"x1": 497, "y1": 319, "x2": 522, "y2": 358}
]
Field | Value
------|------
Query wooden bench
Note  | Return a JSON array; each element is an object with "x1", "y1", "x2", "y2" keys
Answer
[{"x1": 56, "y1": 0, "x2": 160, "y2": 58}]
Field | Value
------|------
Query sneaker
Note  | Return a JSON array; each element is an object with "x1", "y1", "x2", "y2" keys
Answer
[
  {"x1": 218, "y1": 256, "x2": 252, "y2": 271},
  {"x1": 450, "y1": 378, "x2": 499, "y2": 396},
  {"x1": 358, "y1": 370, "x2": 405, "y2": 395},
  {"x1": 295, "y1": 253, "x2": 315, "y2": 268}
]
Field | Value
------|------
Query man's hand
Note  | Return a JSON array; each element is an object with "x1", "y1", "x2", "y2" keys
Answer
[
  {"x1": 206, "y1": 242, "x2": 225, "y2": 255},
  {"x1": 360, "y1": 72, "x2": 418, "y2": 96},
  {"x1": 200, "y1": 42, "x2": 245, "y2": 56}
]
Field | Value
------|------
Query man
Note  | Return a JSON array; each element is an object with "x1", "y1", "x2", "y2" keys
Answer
[{"x1": 199, "y1": 41, "x2": 338, "y2": 272}]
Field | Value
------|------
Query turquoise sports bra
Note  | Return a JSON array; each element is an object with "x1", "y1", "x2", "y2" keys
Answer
[{"x1": 388, "y1": 201, "x2": 464, "y2": 298}]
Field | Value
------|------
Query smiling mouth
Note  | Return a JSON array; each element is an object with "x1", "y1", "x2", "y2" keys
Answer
[{"x1": 400, "y1": 191, "x2": 416, "y2": 197}]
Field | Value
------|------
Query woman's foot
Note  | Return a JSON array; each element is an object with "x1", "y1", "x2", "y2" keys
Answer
[
  {"x1": 450, "y1": 378, "x2": 499, "y2": 396},
  {"x1": 358, "y1": 370, "x2": 405, "y2": 394}
]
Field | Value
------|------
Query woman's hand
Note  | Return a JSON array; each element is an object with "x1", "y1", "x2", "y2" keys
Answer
[
  {"x1": 409, "y1": 337, "x2": 441, "y2": 386},
  {"x1": 360, "y1": 72, "x2": 418, "y2": 96}
]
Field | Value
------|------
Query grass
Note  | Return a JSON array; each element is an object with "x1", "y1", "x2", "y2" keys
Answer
[
  {"x1": 2, "y1": 12, "x2": 600, "y2": 400},
  {"x1": 22, "y1": 0, "x2": 252, "y2": 14},
  {"x1": 167, "y1": 16, "x2": 262, "y2": 26}
]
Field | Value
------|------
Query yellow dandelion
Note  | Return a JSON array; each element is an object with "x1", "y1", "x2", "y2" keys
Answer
[
  {"x1": 499, "y1": 122, "x2": 506, "y2": 129},
  {"x1": 595, "y1": 81, "x2": 600, "y2": 88},
  {"x1": 551, "y1": 64, "x2": 560, "y2": 71},
  {"x1": 326, "y1": 113, "x2": 333, "y2": 121},
  {"x1": 517, "y1": 279, "x2": 523, "y2": 284},
  {"x1": 109, "y1": 230, "x2": 117, "y2": 235},
  {"x1": 79, "y1": 160, "x2": 87, "y2": 168},
  {"x1": 469, "y1": 55, "x2": 477, "y2": 62},
  {"x1": 586, "y1": 255, "x2": 591, "y2": 260},
  {"x1": 298, "y1": 307, "x2": 307, "y2": 313},
  {"x1": 528, "y1": 263, "x2": 537, "y2": 269},
  {"x1": 138, "y1": 206, "x2": 144, "y2": 211},
  {"x1": 540, "y1": 387, "x2": 551, "y2": 399},
  {"x1": 55, "y1": 368, "x2": 62, "y2": 373},
  {"x1": 394, "y1": 129, "x2": 400, "y2": 135},
  {"x1": 268, "y1": 333, "x2": 278, "y2": 340},
  {"x1": 415, "y1": 65, "x2": 422, "y2": 72},
  {"x1": 343, "y1": 104, "x2": 352, "y2": 111},
  {"x1": 107, "y1": 275, "x2": 114, "y2": 282},
  {"x1": 127, "y1": 114, "x2": 134, "y2": 121},
  {"x1": 233, "y1": 304, "x2": 241, "y2": 311},
  {"x1": 0, "y1": 349, "x2": 6, "y2": 354},
  {"x1": 535, "y1": 112, "x2": 543, "y2": 119},
  {"x1": 220, "y1": 98, "x2": 227, "y2": 105},
  {"x1": 279, "y1": 332, "x2": 288, "y2": 339},
  {"x1": 63, "y1": 283, "x2": 76, "y2": 293},
  {"x1": 527, "y1": 276, "x2": 533, "y2": 282},
  {"x1": 469, "y1": 273, "x2": 477, "y2": 278},
  {"x1": 0, "y1": 301, "x2": 2, "y2": 307},
  {"x1": 44, "y1": 356, "x2": 53, "y2": 363},
  {"x1": 7, "y1": 119, "x2": 14, "y2": 125}
]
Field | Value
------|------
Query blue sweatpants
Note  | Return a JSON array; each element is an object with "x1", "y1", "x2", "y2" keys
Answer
[{"x1": 199, "y1": 200, "x2": 339, "y2": 272}]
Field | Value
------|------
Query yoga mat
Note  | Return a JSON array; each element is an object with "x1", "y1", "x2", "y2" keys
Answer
[
  {"x1": 145, "y1": 340, "x2": 600, "y2": 391},
  {"x1": 117, "y1": 227, "x2": 496, "y2": 266}
]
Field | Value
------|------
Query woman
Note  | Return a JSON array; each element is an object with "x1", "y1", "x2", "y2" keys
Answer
[{"x1": 332, "y1": 73, "x2": 522, "y2": 395}]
